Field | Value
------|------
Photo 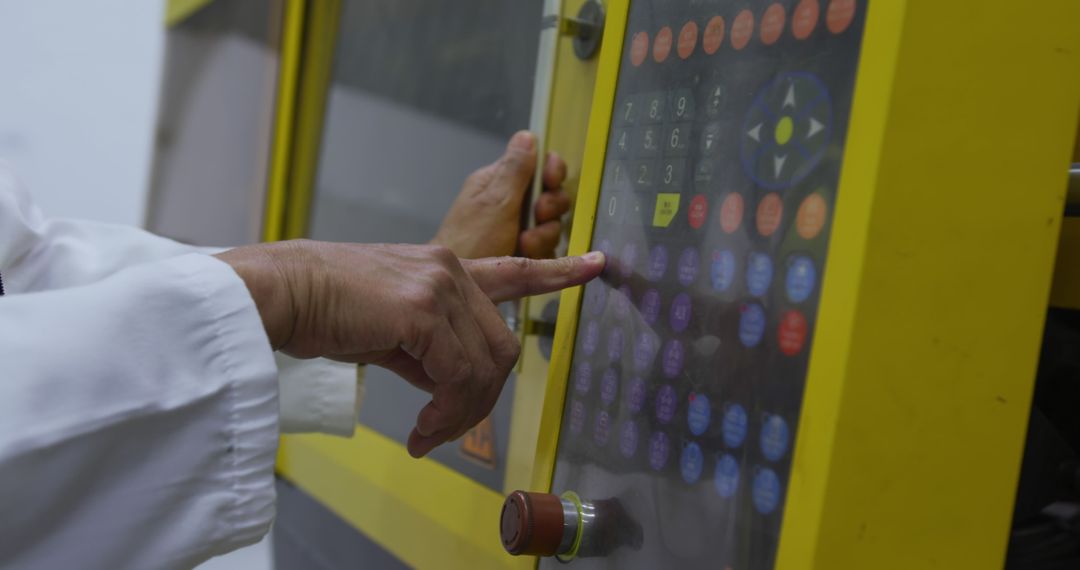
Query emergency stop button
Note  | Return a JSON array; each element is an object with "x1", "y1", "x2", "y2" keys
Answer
[{"x1": 500, "y1": 491, "x2": 578, "y2": 557}]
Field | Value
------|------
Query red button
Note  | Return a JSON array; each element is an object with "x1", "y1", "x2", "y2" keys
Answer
[
  {"x1": 653, "y1": 26, "x2": 673, "y2": 63},
  {"x1": 756, "y1": 193, "x2": 783, "y2": 237},
  {"x1": 720, "y1": 193, "x2": 744, "y2": 234},
  {"x1": 678, "y1": 21, "x2": 698, "y2": 60},
  {"x1": 826, "y1": 0, "x2": 856, "y2": 34},
  {"x1": 731, "y1": 9, "x2": 754, "y2": 51},
  {"x1": 778, "y1": 310, "x2": 808, "y2": 356},
  {"x1": 792, "y1": 0, "x2": 820, "y2": 40},
  {"x1": 760, "y1": 3, "x2": 786, "y2": 46},
  {"x1": 688, "y1": 195, "x2": 708, "y2": 229},
  {"x1": 703, "y1": 16, "x2": 725, "y2": 55},
  {"x1": 630, "y1": 31, "x2": 649, "y2": 67}
]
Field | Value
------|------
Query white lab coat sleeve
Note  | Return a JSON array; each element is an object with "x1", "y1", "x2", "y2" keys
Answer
[
  {"x1": 0, "y1": 163, "x2": 359, "y2": 438},
  {"x1": 276, "y1": 354, "x2": 363, "y2": 436},
  {"x1": 0, "y1": 253, "x2": 278, "y2": 570}
]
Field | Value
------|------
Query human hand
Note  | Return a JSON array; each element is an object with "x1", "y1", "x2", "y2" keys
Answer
[
  {"x1": 216, "y1": 241, "x2": 603, "y2": 457},
  {"x1": 432, "y1": 131, "x2": 572, "y2": 259}
]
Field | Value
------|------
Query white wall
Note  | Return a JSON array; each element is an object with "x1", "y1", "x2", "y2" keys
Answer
[{"x1": 0, "y1": 0, "x2": 164, "y2": 226}]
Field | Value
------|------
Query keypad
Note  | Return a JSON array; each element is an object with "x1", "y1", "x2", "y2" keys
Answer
[{"x1": 547, "y1": 2, "x2": 868, "y2": 569}]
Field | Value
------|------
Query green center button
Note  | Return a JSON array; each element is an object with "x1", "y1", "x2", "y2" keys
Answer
[{"x1": 774, "y1": 116, "x2": 794, "y2": 145}]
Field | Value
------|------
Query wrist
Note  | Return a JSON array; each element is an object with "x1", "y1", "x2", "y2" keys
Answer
[{"x1": 215, "y1": 242, "x2": 300, "y2": 350}]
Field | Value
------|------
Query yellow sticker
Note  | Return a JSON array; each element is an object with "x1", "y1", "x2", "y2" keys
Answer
[{"x1": 653, "y1": 193, "x2": 681, "y2": 227}]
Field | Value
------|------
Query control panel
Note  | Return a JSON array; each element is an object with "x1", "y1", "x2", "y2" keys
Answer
[{"x1": 545, "y1": 1, "x2": 866, "y2": 568}]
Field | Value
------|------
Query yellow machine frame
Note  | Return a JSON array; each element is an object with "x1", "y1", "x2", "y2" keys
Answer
[
  {"x1": 270, "y1": 1, "x2": 602, "y2": 568},
  {"x1": 532, "y1": 1, "x2": 1080, "y2": 569}
]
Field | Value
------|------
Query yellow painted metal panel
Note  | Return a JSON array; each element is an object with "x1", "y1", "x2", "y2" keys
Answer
[
  {"x1": 777, "y1": 1, "x2": 1080, "y2": 568},
  {"x1": 278, "y1": 428, "x2": 530, "y2": 570},
  {"x1": 530, "y1": 0, "x2": 629, "y2": 494},
  {"x1": 505, "y1": 0, "x2": 604, "y2": 497},
  {"x1": 262, "y1": 0, "x2": 307, "y2": 243},
  {"x1": 281, "y1": 0, "x2": 340, "y2": 240}
]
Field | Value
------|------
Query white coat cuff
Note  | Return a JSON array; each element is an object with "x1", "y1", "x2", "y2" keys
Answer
[
  {"x1": 276, "y1": 355, "x2": 360, "y2": 437},
  {"x1": 180, "y1": 253, "x2": 280, "y2": 552}
]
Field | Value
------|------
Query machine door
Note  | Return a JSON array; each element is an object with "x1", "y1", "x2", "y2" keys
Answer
[{"x1": 545, "y1": 1, "x2": 866, "y2": 567}]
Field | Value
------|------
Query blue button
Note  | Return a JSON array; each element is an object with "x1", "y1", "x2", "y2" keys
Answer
[
  {"x1": 753, "y1": 468, "x2": 782, "y2": 514},
  {"x1": 714, "y1": 454, "x2": 740, "y2": 498},
  {"x1": 739, "y1": 303, "x2": 766, "y2": 347},
  {"x1": 746, "y1": 252, "x2": 773, "y2": 297},
  {"x1": 786, "y1": 255, "x2": 816, "y2": 303},
  {"x1": 711, "y1": 249, "x2": 736, "y2": 292},
  {"x1": 760, "y1": 414, "x2": 790, "y2": 462},
  {"x1": 680, "y1": 442, "x2": 705, "y2": 484},
  {"x1": 723, "y1": 404, "x2": 748, "y2": 448},
  {"x1": 687, "y1": 393, "x2": 711, "y2": 436}
]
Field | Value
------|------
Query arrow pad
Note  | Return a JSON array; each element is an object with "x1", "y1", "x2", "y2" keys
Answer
[{"x1": 740, "y1": 72, "x2": 833, "y2": 190}]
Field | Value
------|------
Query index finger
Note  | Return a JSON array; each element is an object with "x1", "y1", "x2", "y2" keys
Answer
[{"x1": 463, "y1": 252, "x2": 605, "y2": 304}]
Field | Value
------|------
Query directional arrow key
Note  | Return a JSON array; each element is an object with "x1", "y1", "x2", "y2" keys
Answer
[
  {"x1": 773, "y1": 154, "x2": 787, "y2": 179},
  {"x1": 782, "y1": 84, "x2": 797, "y2": 110},
  {"x1": 807, "y1": 117, "x2": 824, "y2": 138},
  {"x1": 747, "y1": 123, "x2": 763, "y2": 142}
]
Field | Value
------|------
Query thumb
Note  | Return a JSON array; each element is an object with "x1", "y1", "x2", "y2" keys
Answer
[
  {"x1": 463, "y1": 252, "x2": 606, "y2": 304},
  {"x1": 489, "y1": 131, "x2": 537, "y2": 207}
]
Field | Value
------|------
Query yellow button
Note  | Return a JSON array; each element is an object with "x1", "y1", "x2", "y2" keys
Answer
[
  {"x1": 653, "y1": 194, "x2": 681, "y2": 227},
  {"x1": 774, "y1": 116, "x2": 794, "y2": 145}
]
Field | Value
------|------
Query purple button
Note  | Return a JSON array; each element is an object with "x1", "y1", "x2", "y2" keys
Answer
[
  {"x1": 574, "y1": 361, "x2": 592, "y2": 395},
  {"x1": 598, "y1": 238, "x2": 614, "y2": 261},
  {"x1": 626, "y1": 376, "x2": 647, "y2": 414},
  {"x1": 581, "y1": 320, "x2": 600, "y2": 355},
  {"x1": 600, "y1": 368, "x2": 619, "y2": 407},
  {"x1": 613, "y1": 285, "x2": 632, "y2": 319},
  {"x1": 569, "y1": 399, "x2": 586, "y2": 435},
  {"x1": 620, "y1": 242, "x2": 639, "y2": 278},
  {"x1": 649, "y1": 431, "x2": 671, "y2": 470},
  {"x1": 619, "y1": 420, "x2": 639, "y2": 458},
  {"x1": 662, "y1": 339, "x2": 686, "y2": 379},
  {"x1": 656, "y1": 384, "x2": 678, "y2": 424},
  {"x1": 593, "y1": 410, "x2": 611, "y2": 446},
  {"x1": 634, "y1": 331, "x2": 660, "y2": 372},
  {"x1": 647, "y1": 244, "x2": 669, "y2": 281},
  {"x1": 585, "y1": 282, "x2": 607, "y2": 315},
  {"x1": 669, "y1": 293, "x2": 692, "y2": 332},
  {"x1": 640, "y1": 289, "x2": 661, "y2": 325},
  {"x1": 677, "y1": 247, "x2": 700, "y2": 286},
  {"x1": 607, "y1": 327, "x2": 625, "y2": 362}
]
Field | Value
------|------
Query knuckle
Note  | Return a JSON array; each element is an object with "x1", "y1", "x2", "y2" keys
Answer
[{"x1": 403, "y1": 284, "x2": 441, "y2": 314}]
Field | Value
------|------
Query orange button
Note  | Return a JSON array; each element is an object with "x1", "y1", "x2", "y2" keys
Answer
[
  {"x1": 826, "y1": 0, "x2": 856, "y2": 34},
  {"x1": 760, "y1": 3, "x2": 786, "y2": 46},
  {"x1": 630, "y1": 31, "x2": 649, "y2": 67},
  {"x1": 720, "y1": 192, "x2": 745, "y2": 234},
  {"x1": 678, "y1": 21, "x2": 699, "y2": 60},
  {"x1": 792, "y1": 0, "x2": 820, "y2": 40},
  {"x1": 653, "y1": 26, "x2": 673, "y2": 63},
  {"x1": 731, "y1": 9, "x2": 754, "y2": 51},
  {"x1": 796, "y1": 193, "x2": 827, "y2": 239},
  {"x1": 702, "y1": 16, "x2": 725, "y2": 55},
  {"x1": 756, "y1": 192, "x2": 783, "y2": 236}
]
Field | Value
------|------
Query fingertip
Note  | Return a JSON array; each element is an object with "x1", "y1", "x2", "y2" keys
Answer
[{"x1": 509, "y1": 130, "x2": 536, "y2": 153}]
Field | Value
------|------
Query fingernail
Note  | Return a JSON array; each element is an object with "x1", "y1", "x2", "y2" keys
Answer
[
  {"x1": 509, "y1": 131, "x2": 535, "y2": 152},
  {"x1": 584, "y1": 251, "x2": 605, "y2": 264}
]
